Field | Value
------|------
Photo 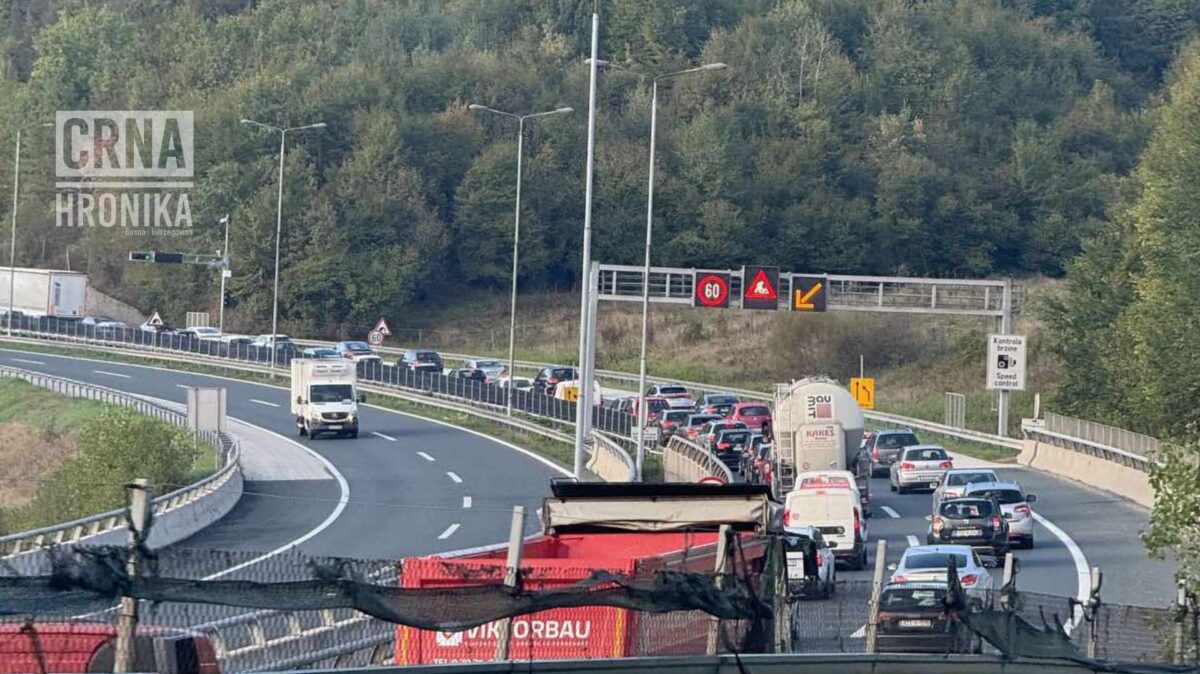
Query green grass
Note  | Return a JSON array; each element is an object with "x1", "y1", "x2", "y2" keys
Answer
[{"x1": 0, "y1": 377, "x2": 110, "y2": 436}]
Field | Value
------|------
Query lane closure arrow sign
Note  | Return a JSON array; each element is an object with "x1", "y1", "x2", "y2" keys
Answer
[{"x1": 791, "y1": 276, "x2": 827, "y2": 312}]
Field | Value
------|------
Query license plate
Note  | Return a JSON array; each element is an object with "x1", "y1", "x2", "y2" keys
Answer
[
  {"x1": 954, "y1": 528, "x2": 981, "y2": 537},
  {"x1": 899, "y1": 619, "x2": 932, "y2": 628},
  {"x1": 327, "y1": 424, "x2": 342, "y2": 430}
]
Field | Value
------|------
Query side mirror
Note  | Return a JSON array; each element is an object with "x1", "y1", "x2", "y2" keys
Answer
[
  {"x1": 358, "y1": 394, "x2": 366, "y2": 403},
  {"x1": 296, "y1": 396, "x2": 302, "y2": 404},
  {"x1": 1026, "y1": 494, "x2": 1037, "y2": 503},
  {"x1": 887, "y1": 563, "x2": 897, "y2": 572},
  {"x1": 924, "y1": 515, "x2": 932, "y2": 522}
]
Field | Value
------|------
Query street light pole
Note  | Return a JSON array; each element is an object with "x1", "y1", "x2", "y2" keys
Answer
[
  {"x1": 7, "y1": 129, "x2": 19, "y2": 336},
  {"x1": 632, "y1": 63, "x2": 727, "y2": 481},
  {"x1": 218, "y1": 214, "x2": 229, "y2": 333},
  {"x1": 240, "y1": 119, "x2": 326, "y2": 369},
  {"x1": 468, "y1": 105, "x2": 573, "y2": 416},
  {"x1": 574, "y1": 10, "x2": 601, "y2": 478}
]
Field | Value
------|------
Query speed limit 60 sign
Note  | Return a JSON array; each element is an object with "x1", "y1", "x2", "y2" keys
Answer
[{"x1": 693, "y1": 272, "x2": 731, "y2": 308}]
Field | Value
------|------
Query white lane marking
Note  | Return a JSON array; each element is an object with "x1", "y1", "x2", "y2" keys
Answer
[
  {"x1": 906, "y1": 535, "x2": 920, "y2": 547},
  {"x1": 176, "y1": 384, "x2": 192, "y2": 389},
  {"x1": 11, "y1": 357, "x2": 44, "y2": 365},
  {"x1": 462, "y1": 496, "x2": 472, "y2": 509},
  {"x1": 850, "y1": 624, "x2": 866, "y2": 638},
  {"x1": 438, "y1": 523, "x2": 460, "y2": 540},
  {"x1": 371, "y1": 431, "x2": 397, "y2": 442},
  {"x1": 93, "y1": 370, "x2": 130, "y2": 378},
  {"x1": 1033, "y1": 512, "x2": 1090, "y2": 634},
  {"x1": 418, "y1": 451, "x2": 435, "y2": 462},
  {"x1": 446, "y1": 471, "x2": 462, "y2": 484},
  {"x1": 881, "y1": 506, "x2": 900, "y2": 519},
  {"x1": 250, "y1": 398, "x2": 280, "y2": 408}
]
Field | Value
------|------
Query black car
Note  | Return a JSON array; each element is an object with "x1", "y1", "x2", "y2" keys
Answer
[
  {"x1": 532, "y1": 366, "x2": 577, "y2": 395},
  {"x1": 399, "y1": 349, "x2": 443, "y2": 373},
  {"x1": 712, "y1": 428, "x2": 752, "y2": 472},
  {"x1": 927, "y1": 496, "x2": 1009, "y2": 561},
  {"x1": 875, "y1": 582, "x2": 980, "y2": 654},
  {"x1": 867, "y1": 429, "x2": 921, "y2": 477},
  {"x1": 448, "y1": 368, "x2": 487, "y2": 381}
]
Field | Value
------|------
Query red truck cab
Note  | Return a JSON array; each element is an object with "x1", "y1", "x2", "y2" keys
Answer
[{"x1": 0, "y1": 622, "x2": 219, "y2": 674}]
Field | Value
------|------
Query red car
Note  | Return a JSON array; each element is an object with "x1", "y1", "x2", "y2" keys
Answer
[
  {"x1": 0, "y1": 622, "x2": 219, "y2": 673},
  {"x1": 683, "y1": 413, "x2": 724, "y2": 441},
  {"x1": 728, "y1": 402, "x2": 772, "y2": 432},
  {"x1": 629, "y1": 396, "x2": 671, "y2": 424}
]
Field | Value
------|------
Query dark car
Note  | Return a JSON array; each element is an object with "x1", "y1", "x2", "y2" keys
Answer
[
  {"x1": 712, "y1": 428, "x2": 753, "y2": 471},
  {"x1": 875, "y1": 583, "x2": 980, "y2": 654},
  {"x1": 448, "y1": 368, "x2": 487, "y2": 381},
  {"x1": 868, "y1": 429, "x2": 921, "y2": 477},
  {"x1": 700, "y1": 419, "x2": 748, "y2": 449},
  {"x1": 698, "y1": 392, "x2": 740, "y2": 416},
  {"x1": 399, "y1": 349, "x2": 443, "y2": 374},
  {"x1": 658, "y1": 409, "x2": 693, "y2": 440},
  {"x1": 927, "y1": 497, "x2": 1009, "y2": 561},
  {"x1": 533, "y1": 366, "x2": 577, "y2": 396},
  {"x1": 682, "y1": 413, "x2": 724, "y2": 442}
]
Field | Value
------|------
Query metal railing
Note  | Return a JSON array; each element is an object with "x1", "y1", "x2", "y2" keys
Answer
[
  {"x1": 1044, "y1": 412, "x2": 1159, "y2": 459},
  {"x1": 1022, "y1": 416, "x2": 1155, "y2": 474},
  {"x1": 663, "y1": 435, "x2": 734, "y2": 484},
  {"x1": 0, "y1": 365, "x2": 240, "y2": 557},
  {"x1": 590, "y1": 432, "x2": 637, "y2": 482}
]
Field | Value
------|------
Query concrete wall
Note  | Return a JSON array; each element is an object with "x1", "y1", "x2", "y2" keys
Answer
[
  {"x1": 1017, "y1": 438, "x2": 1153, "y2": 508},
  {"x1": 88, "y1": 288, "x2": 146, "y2": 324}
]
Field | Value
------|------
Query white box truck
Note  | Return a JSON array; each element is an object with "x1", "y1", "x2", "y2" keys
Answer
[
  {"x1": 291, "y1": 360, "x2": 363, "y2": 439},
  {"x1": 0, "y1": 267, "x2": 88, "y2": 318}
]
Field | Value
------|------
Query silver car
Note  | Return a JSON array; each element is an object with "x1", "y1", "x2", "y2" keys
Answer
[
  {"x1": 963, "y1": 481, "x2": 1038, "y2": 549},
  {"x1": 932, "y1": 468, "x2": 1000, "y2": 512},
  {"x1": 889, "y1": 445, "x2": 953, "y2": 494},
  {"x1": 466, "y1": 359, "x2": 506, "y2": 382}
]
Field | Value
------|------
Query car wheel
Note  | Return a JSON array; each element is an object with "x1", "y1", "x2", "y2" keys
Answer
[
  {"x1": 348, "y1": 430, "x2": 358, "y2": 439},
  {"x1": 889, "y1": 481, "x2": 897, "y2": 492},
  {"x1": 298, "y1": 422, "x2": 307, "y2": 437},
  {"x1": 897, "y1": 483, "x2": 907, "y2": 495},
  {"x1": 1025, "y1": 536, "x2": 1035, "y2": 550}
]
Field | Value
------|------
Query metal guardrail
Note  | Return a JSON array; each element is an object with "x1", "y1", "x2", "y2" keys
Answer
[
  {"x1": 0, "y1": 366, "x2": 239, "y2": 557},
  {"x1": 590, "y1": 432, "x2": 637, "y2": 481},
  {"x1": 1043, "y1": 412, "x2": 1158, "y2": 460},
  {"x1": 663, "y1": 435, "x2": 734, "y2": 484}
]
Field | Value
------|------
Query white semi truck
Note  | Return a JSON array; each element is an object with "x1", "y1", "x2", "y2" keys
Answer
[
  {"x1": 291, "y1": 360, "x2": 364, "y2": 439},
  {"x1": 0, "y1": 267, "x2": 88, "y2": 318},
  {"x1": 771, "y1": 377, "x2": 867, "y2": 497}
]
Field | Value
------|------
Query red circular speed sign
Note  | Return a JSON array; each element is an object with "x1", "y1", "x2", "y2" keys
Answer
[{"x1": 694, "y1": 273, "x2": 730, "y2": 308}]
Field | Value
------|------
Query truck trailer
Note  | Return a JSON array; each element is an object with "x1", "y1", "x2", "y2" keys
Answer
[
  {"x1": 0, "y1": 267, "x2": 88, "y2": 318},
  {"x1": 771, "y1": 378, "x2": 867, "y2": 499}
]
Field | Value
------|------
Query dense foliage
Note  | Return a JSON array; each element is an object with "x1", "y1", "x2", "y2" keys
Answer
[{"x1": 0, "y1": 0, "x2": 1188, "y2": 333}]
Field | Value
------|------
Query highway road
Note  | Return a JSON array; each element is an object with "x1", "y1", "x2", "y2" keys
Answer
[{"x1": 0, "y1": 346, "x2": 1176, "y2": 610}]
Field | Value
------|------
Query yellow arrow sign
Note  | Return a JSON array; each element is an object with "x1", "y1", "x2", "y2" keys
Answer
[
  {"x1": 850, "y1": 377, "x2": 875, "y2": 409},
  {"x1": 793, "y1": 282, "x2": 824, "y2": 311}
]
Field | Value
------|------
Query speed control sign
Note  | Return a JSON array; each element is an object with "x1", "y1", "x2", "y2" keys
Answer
[{"x1": 693, "y1": 272, "x2": 731, "y2": 308}]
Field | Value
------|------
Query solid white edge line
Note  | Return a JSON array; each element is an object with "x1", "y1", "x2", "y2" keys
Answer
[
  {"x1": 93, "y1": 369, "x2": 131, "y2": 378},
  {"x1": 250, "y1": 398, "x2": 280, "y2": 408},
  {"x1": 10, "y1": 357, "x2": 45, "y2": 365},
  {"x1": 371, "y1": 431, "x2": 397, "y2": 442},
  {"x1": 175, "y1": 384, "x2": 192, "y2": 389},
  {"x1": 438, "y1": 523, "x2": 460, "y2": 540},
  {"x1": 462, "y1": 496, "x2": 472, "y2": 509},
  {"x1": 1032, "y1": 512, "x2": 1090, "y2": 634},
  {"x1": 906, "y1": 535, "x2": 920, "y2": 547},
  {"x1": 446, "y1": 471, "x2": 462, "y2": 484},
  {"x1": 881, "y1": 505, "x2": 900, "y2": 519},
  {"x1": 0, "y1": 345, "x2": 574, "y2": 478},
  {"x1": 417, "y1": 451, "x2": 436, "y2": 462}
]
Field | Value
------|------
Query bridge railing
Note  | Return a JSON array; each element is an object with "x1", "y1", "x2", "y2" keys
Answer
[
  {"x1": 662, "y1": 435, "x2": 734, "y2": 484},
  {"x1": 0, "y1": 366, "x2": 240, "y2": 558}
]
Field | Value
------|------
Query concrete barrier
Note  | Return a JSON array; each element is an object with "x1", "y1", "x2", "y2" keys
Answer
[{"x1": 1017, "y1": 438, "x2": 1153, "y2": 508}]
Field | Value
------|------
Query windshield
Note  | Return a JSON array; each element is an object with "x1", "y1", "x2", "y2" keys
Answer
[
  {"x1": 882, "y1": 587, "x2": 947, "y2": 611},
  {"x1": 707, "y1": 395, "x2": 738, "y2": 404},
  {"x1": 551, "y1": 368, "x2": 575, "y2": 379},
  {"x1": 476, "y1": 360, "x2": 502, "y2": 368},
  {"x1": 971, "y1": 489, "x2": 1024, "y2": 504},
  {"x1": 647, "y1": 399, "x2": 668, "y2": 412},
  {"x1": 948, "y1": 472, "x2": 996, "y2": 486},
  {"x1": 664, "y1": 411, "x2": 691, "y2": 422},
  {"x1": 739, "y1": 405, "x2": 769, "y2": 416},
  {"x1": 415, "y1": 352, "x2": 440, "y2": 362},
  {"x1": 718, "y1": 431, "x2": 750, "y2": 444},
  {"x1": 659, "y1": 386, "x2": 688, "y2": 395},
  {"x1": 342, "y1": 342, "x2": 371, "y2": 351},
  {"x1": 903, "y1": 552, "x2": 969, "y2": 570},
  {"x1": 310, "y1": 384, "x2": 354, "y2": 403},
  {"x1": 940, "y1": 500, "x2": 994, "y2": 518},
  {"x1": 905, "y1": 447, "x2": 948, "y2": 461},
  {"x1": 688, "y1": 415, "x2": 719, "y2": 426},
  {"x1": 799, "y1": 475, "x2": 851, "y2": 489},
  {"x1": 877, "y1": 433, "x2": 919, "y2": 449}
]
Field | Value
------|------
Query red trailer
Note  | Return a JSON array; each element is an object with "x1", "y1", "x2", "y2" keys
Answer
[{"x1": 396, "y1": 483, "x2": 776, "y2": 665}]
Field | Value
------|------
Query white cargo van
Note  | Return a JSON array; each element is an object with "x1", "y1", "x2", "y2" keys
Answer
[
  {"x1": 291, "y1": 360, "x2": 363, "y2": 439},
  {"x1": 783, "y1": 487, "x2": 868, "y2": 570}
]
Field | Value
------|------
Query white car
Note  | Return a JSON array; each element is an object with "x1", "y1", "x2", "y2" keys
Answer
[
  {"x1": 645, "y1": 383, "x2": 695, "y2": 409},
  {"x1": 964, "y1": 481, "x2": 1038, "y2": 549},
  {"x1": 888, "y1": 544, "x2": 994, "y2": 595},
  {"x1": 932, "y1": 468, "x2": 1000, "y2": 511},
  {"x1": 890, "y1": 445, "x2": 953, "y2": 494},
  {"x1": 466, "y1": 359, "x2": 506, "y2": 382},
  {"x1": 783, "y1": 525, "x2": 837, "y2": 599},
  {"x1": 180, "y1": 326, "x2": 222, "y2": 340},
  {"x1": 252, "y1": 334, "x2": 291, "y2": 348},
  {"x1": 499, "y1": 376, "x2": 533, "y2": 391}
]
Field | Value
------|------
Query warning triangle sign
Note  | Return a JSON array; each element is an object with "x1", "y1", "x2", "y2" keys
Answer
[
  {"x1": 373, "y1": 317, "x2": 392, "y2": 336},
  {"x1": 745, "y1": 269, "x2": 778, "y2": 301},
  {"x1": 148, "y1": 311, "x2": 164, "y2": 326}
]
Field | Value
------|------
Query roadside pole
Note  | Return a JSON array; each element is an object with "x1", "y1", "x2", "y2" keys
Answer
[
  {"x1": 771, "y1": 536, "x2": 790, "y2": 653},
  {"x1": 572, "y1": 10, "x2": 600, "y2": 478},
  {"x1": 705, "y1": 525, "x2": 732, "y2": 655},
  {"x1": 114, "y1": 478, "x2": 151, "y2": 673},
  {"x1": 864, "y1": 539, "x2": 888, "y2": 653},
  {"x1": 997, "y1": 277, "x2": 1013, "y2": 437},
  {"x1": 495, "y1": 505, "x2": 527, "y2": 661}
]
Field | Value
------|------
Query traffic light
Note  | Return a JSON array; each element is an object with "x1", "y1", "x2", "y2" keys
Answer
[
  {"x1": 128, "y1": 251, "x2": 185, "y2": 263},
  {"x1": 129, "y1": 251, "x2": 154, "y2": 262}
]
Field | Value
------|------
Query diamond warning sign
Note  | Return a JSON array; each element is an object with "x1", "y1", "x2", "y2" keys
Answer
[{"x1": 741, "y1": 266, "x2": 779, "y2": 310}]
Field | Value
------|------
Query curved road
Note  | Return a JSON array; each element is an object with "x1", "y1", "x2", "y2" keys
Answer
[{"x1": 0, "y1": 347, "x2": 1176, "y2": 609}]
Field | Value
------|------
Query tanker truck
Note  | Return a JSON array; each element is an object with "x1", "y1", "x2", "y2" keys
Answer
[{"x1": 770, "y1": 377, "x2": 868, "y2": 501}]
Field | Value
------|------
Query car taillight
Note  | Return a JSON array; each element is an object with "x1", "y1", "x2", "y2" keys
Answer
[
  {"x1": 990, "y1": 515, "x2": 1002, "y2": 528},
  {"x1": 891, "y1": 575, "x2": 907, "y2": 584},
  {"x1": 853, "y1": 508, "x2": 861, "y2": 535},
  {"x1": 932, "y1": 516, "x2": 945, "y2": 532},
  {"x1": 783, "y1": 508, "x2": 793, "y2": 524},
  {"x1": 1014, "y1": 504, "x2": 1031, "y2": 517},
  {"x1": 900, "y1": 462, "x2": 915, "y2": 470},
  {"x1": 961, "y1": 574, "x2": 978, "y2": 586},
  {"x1": 548, "y1": 378, "x2": 559, "y2": 384},
  {"x1": 815, "y1": 553, "x2": 824, "y2": 567},
  {"x1": 939, "y1": 460, "x2": 953, "y2": 469},
  {"x1": 872, "y1": 447, "x2": 880, "y2": 460}
]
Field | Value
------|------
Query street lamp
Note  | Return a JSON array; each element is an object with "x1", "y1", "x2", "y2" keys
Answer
[
  {"x1": 217, "y1": 214, "x2": 230, "y2": 333},
  {"x1": 240, "y1": 118, "x2": 326, "y2": 368},
  {"x1": 591, "y1": 60, "x2": 728, "y2": 480},
  {"x1": 468, "y1": 104, "x2": 574, "y2": 416}
]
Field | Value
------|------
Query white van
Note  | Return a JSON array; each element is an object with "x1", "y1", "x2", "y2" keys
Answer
[
  {"x1": 783, "y1": 487, "x2": 868, "y2": 570},
  {"x1": 794, "y1": 469, "x2": 871, "y2": 513}
]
